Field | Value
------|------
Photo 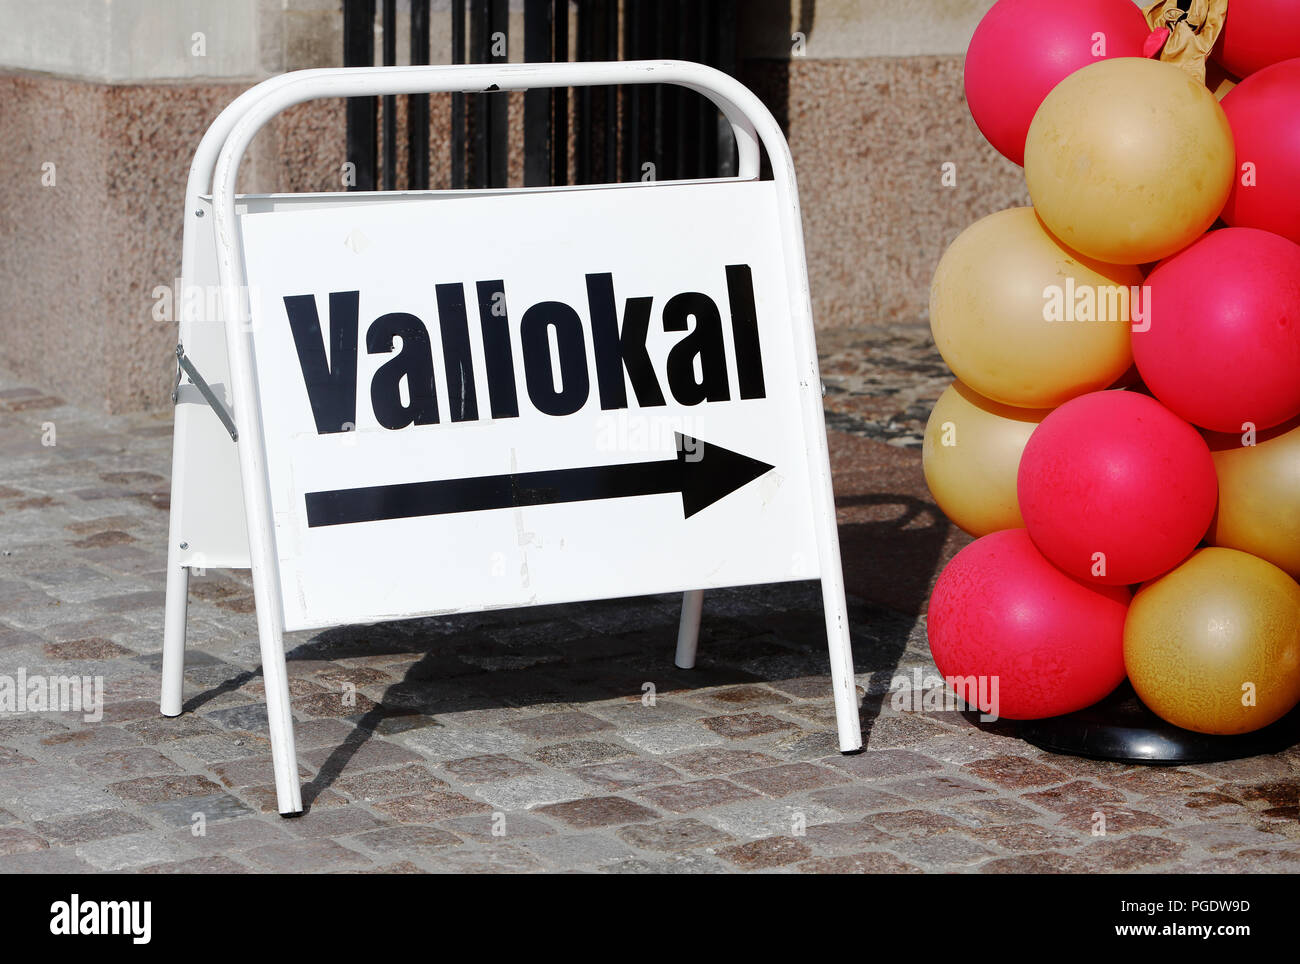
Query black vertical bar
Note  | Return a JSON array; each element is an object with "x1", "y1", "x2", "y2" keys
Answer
[
  {"x1": 471, "y1": 0, "x2": 509, "y2": 189},
  {"x1": 523, "y1": 0, "x2": 552, "y2": 187},
  {"x1": 409, "y1": 0, "x2": 430, "y2": 190},
  {"x1": 604, "y1": 1, "x2": 617, "y2": 183},
  {"x1": 716, "y1": 0, "x2": 737, "y2": 177},
  {"x1": 451, "y1": 0, "x2": 466, "y2": 189},
  {"x1": 653, "y1": 0, "x2": 671, "y2": 181},
  {"x1": 696, "y1": 0, "x2": 712, "y2": 179},
  {"x1": 343, "y1": 0, "x2": 376, "y2": 192},
  {"x1": 470, "y1": 0, "x2": 487, "y2": 189},
  {"x1": 551, "y1": 0, "x2": 568, "y2": 186},
  {"x1": 672, "y1": 0, "x2": 689, "y2": 180},
  {"x1": 489, "y1": 0, "x2": 508, "y2": 188},
  {"x1": 575, "y1": 0, "x2": 591, "y2": 185},
  {"x1": 621, "y1": 0, "x2": 640, "y2": 182},
  {"x1": 382, "y1": 0, "x2": 396, "y2": 191}
]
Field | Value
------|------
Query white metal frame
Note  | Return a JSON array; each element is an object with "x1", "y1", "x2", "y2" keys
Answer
[{"x1": 162, "y1": 61, "x2": 861, "y2": 816}]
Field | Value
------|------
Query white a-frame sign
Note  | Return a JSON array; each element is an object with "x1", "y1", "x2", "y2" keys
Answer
[{"x1": 162, "y1": 62, "x2": 861, "y2": 815}]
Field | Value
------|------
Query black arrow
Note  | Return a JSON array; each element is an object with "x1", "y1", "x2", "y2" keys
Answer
[{"x1": 304, "y1": 433, "x2": 775, "y2": 528}]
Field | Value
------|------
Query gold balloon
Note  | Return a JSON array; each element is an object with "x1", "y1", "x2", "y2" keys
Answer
[
  {"x1": 1206, "y1": 416, "x2": 1300, "y2": 579},
  {"x1": 929, "y1": 206, "x2": 1140, "y2": 408},
  {"x1": 1024, "y1": 58, "x2": 1235, "y2": 265},
  {"x1": 1125, "y1": 548, "x2": 1300, "y2": 735},
  {"x1": 922, "y1": 380, "x2": 1051, "y2": 536}
]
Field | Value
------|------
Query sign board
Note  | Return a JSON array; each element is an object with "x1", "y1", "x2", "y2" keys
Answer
[
  {"x1": 161, "y1": 62, "x2": 862, "y2": 815},
  {"x1": 240, "y1": 180, "x2": 820, "y2": 630}
]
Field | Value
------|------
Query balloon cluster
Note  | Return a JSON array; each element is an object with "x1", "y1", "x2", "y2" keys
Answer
[{"x1": 923, "y1": 0, "x2": 1300, "y2": 736}]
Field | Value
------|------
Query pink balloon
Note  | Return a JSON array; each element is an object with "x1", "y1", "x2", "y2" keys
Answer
[
  {"x1": 964, "y1": 0, "x2": 1150, "y2": 166},
  {"x1": 1018, "y1": 392, "x2": 1218, "y2": 586},
  {"x1": 1213, "y1": 0, "x2": 1300, "y2": 78},
  {"x1": 1220, "y1": 58, "x2": 1300, "y2": 245},
  {"x1": 928, "y1": 529, "x2": 1130, "y2": 720},
  {"x1": 1134, "y1": 227, "x2": 1300, "y2": 433}
]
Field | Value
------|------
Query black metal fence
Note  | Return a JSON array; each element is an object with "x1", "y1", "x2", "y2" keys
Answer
[{"x1": 342, "y1": 0, "x2": 739, "y2": 193}]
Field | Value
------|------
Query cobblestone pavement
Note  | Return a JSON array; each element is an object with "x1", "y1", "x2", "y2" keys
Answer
[{"x1": 0, "y1": 324, "x2": 1296, "y2": 873}]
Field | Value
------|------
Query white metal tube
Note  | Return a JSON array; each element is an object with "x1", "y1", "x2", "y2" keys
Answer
[
  {"x1": 675, "y1": 590, "x2": 704, "y2": 669},
  {"x1": 209, "y1": 61, "x2": 860, "y2": 812}
]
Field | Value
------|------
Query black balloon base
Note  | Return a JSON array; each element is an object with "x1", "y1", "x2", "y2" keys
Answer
[{"x1": 1017, "y1": 682, "x2": 1300, "y2": 765}]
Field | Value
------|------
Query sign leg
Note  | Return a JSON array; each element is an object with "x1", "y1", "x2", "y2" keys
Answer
[
  {"x1": 675, "y1": 590, "x2": 704, "y2": 669},
  {"x1": 255, "y1": 615, "x2": 303, "y2": 816},
  {"x1": 160, "y1": 552, "x2": 189, "y2": 718},
  {"x1": 821, "y1": 575, "x2": 863, "y2": 752}
]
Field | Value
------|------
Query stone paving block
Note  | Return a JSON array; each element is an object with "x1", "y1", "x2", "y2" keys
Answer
[
  {"x1": 107, "y1": 774, "x2": 224, "y2": 805},
  {"x1": 635, "y1": 778, "x2": 758, "y2": 813},
  {"x1": 285, "y1": 807, "x2": 386, "y2": 839},
  {"x1": 890, "y1": 833, "x2": 999, "y2": 868},
  {"x1": 1063, "y1": 834, "x2": 1186, "y2": 872},
  {"x1": 425, "y1": 843, "x2": 544, "y2": 874},
  {"x1": 801, "y1": 819, "x2": 896, "y2": 853},
  {"x1": 1021, "y1": 780, "x2": 1126, "y2": 814},
  {"x1": 731, "y1": 763, "x2": 848, "y2": 798},
  {"x1": 244, "y1": 838, "x2": 374, "y2": 873},
  {"x1": 768, "y1": 729, "x2": 844, "y2": 760},
  {"x1": 1165, "y1": 822, "x2": 1286, "y2": 853},
  {"x1": 146, "y1": 792, "x2": 254, "y2": 828},
  {"x1": 505, "y1": 710, "x2": 613, "y2": 740},
  {"x1": 979, "y1": 852, "x2": 1077, "y2": 874},
  {"x1": 1224, "y1": 780, "x2": 1300, "y2": 809},
  {"x1": 347, "y1": 824, "x2": 462, "y2": 857},
  {"x1": 619, "y1": 720, "x2": 726, "y2": 755},
  {"x1": 588, "y1": 699, "x2": 702, "y2": 729},
  {"x1": 439, "y1": 811, "x2": 556, "y2": 842},
  {"x1": 799, "y1": 852, "x2": 923, "y2": 874},
  {"x1": 535, "y1": 795, "x2": 660, "y2": 829},
  {"x1": 883, "y1": 774, "x2": 994, "y2": 802},
  {"x1": 34, "y1": 808, "x2": 152, "y2": 846},
  {"x1": 0, "y1": 746, "x2": 37, "y2": 767},
  {"x1": 301, "y1": 739, "x2": 422, "y2": 775},
  {"x1": 441, "y1": 753, "x2": 541, "y2": 784},
  {"x1": 0, "y1": 846, "x2": 99, "y2": 874},
  {"x1": 616, "y1": 817, "x2": 735, "y2": 853},
  {"x1": 401, "y1": 725, "x2": 532, "y2": 761},
  {"x1": 169, "y1": 817, "x2": 294, "y2": 853},
  {"x1": 519, "y1": 832, "x2": 639, "y2": 869},
  {"x1": 864, "y1": 809, "x2": 969, "y2": 838},
  {"x1": 969, "y1": 823, "x2": 1081, "y2": 853},
  {"x1": 4, "y1": 782, "x2": 122, "y2": 821},
  {"x1": 73, "y1": 747, "x2": 183, "y2": 780},
  {"x1": 569, "y1": 759, "x2": 682, "y2": 791},
  {"x1": 703, "y1": 799, "x2": 843, "y2": 840},
  {"x1": 471, "y1": 773, "x2": 593, "y2": 811},
  {"x1": 372, "y1": 789, "x2": 493, "y2": 823},
  {"x1": 0, "y1": 827, "x2": 48, "y2": 855},
  {"x1": 700, "y1": 712, "x2": 798, "y2": 739},
  {"x1": 335, "y1": 763, "x2": 447, "y2": 801},
  {"x1": 809, "y1": 784, "x2": 908, "y2": 814},
  {"x1": 667, "y1": 748, "x2": 781, "y2": 776},
  {"x1": 1052, "y1": 803, "x2": 1170, "y2": 834},
  {"x1": 205, "y1": 703, "x2": 270, "y2": 731},
  {"x1": 528, "y1": 740, "x2": 633, "y2": 768},
  {"x1": 605, "y1": 853, "x2": 732, "y2": 874},
  {"x1": 139, "y1": 854, "x2": 251, "y2": 874},
  {"x1": 718, "y1": 835, "x2": 812, "y2": 869},
  {"x1": 963, "y1": 755, "x2": 1070, "y2": 790},
  {"x1": 75, "y1": 831, "x2": 200, "y2": 871}
]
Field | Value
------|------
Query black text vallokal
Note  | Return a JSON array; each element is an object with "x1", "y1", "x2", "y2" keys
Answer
[{"x1": 283, "y1": 265, "x2": 768, "y2": 434}]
